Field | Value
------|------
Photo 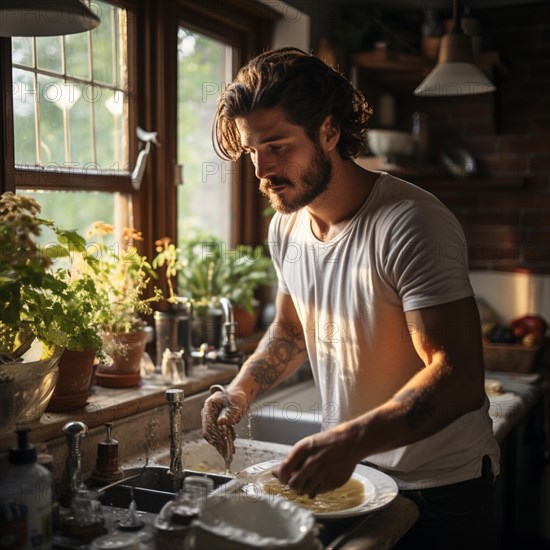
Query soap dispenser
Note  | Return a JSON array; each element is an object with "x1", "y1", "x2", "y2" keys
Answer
[{"x1": 0, "y1": 429, "x2": 53, "y2": 550}]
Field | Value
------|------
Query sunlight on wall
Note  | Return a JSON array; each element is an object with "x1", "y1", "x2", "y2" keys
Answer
[{"x1": 470, "y1": 271, "x2": 550, "y2": 324}]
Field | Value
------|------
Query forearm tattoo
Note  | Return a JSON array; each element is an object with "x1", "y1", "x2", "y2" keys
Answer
[
  {"x1": 248, "y1": 328, "x2": 306, "y2": 396},
  {"x1": 393, "y1": 388, "x2": 436, "y2": 429}
]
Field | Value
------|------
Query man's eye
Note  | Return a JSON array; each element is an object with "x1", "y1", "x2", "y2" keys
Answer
[{"x1": 269, "y1": 145, "x2": 285, "y2": 154}]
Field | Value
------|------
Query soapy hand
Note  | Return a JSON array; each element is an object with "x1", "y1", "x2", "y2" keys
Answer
[
  {"x1": 201, "y1": 385, "x2": 248, "y2": 470},
  {"x1": 271, "y1": 426, "x2": 362, "y2": 498}
]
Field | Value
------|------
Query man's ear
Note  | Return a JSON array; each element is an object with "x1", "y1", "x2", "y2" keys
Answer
[{"x1": 320, "y1": 115, "x2": 340, "y2": 152}]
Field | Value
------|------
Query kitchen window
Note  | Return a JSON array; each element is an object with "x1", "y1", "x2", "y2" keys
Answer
[
  {"x1": 7, "y1": 0, "x2": 136, "y2": 241},
  {"x1": 177, "y1": 26, "x2": 233, "y2": 244},
  {"x1": 1, "y1": 0, "x2": 278, "y2": 261}
]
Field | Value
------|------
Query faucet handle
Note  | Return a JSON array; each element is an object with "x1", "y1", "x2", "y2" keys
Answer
[{"x1": 63, "y1": 421, "x2": 88, "y2": 438}]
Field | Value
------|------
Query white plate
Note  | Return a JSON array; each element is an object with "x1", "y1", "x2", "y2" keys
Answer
[{"x1": 236, "y1": 459, "x2": 398, "y2": 519}]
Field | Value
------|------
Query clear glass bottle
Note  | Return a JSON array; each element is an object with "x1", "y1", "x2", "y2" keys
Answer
[{"x1": 154, "y1": 476, "x2": 214, "y2": 549}]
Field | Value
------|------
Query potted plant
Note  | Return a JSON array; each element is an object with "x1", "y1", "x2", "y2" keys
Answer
[
  {"x1": 83, "y1": 222, "x2": 162, "y2": 387},
  {"x1": 0, "y1": 192, "x2": 104, "y2": 422},
  {"x1": 46, "y1": 266, "x2": 106, "y2": 411},
  {"x1": 154, "y1": 233, "x2": 275, "y2": 346}
]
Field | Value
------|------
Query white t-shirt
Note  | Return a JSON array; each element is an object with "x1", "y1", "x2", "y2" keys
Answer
[{"x1": 268, "y1": 172, "x2": 500, "y2": 489}]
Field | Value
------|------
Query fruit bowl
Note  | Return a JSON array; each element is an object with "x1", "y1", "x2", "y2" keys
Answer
[{"x1": 367, "y1": 129, "x2": 416, "y2": 160}]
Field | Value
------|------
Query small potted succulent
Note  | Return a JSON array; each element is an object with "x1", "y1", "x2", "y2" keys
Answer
[{"x1": 0, "y1": 192, "x2": 105, "y2": 421}]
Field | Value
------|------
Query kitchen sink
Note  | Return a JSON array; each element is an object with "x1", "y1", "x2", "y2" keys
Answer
[
  {"x1": 98, "y1": 436, "x2": 293, "y2": 514},
  {"x1": 152, "y1": 435, "x2": 291, "y2": 474},
  {"x1": 235, "y1": 380, "x2": 322, "y2": 445},
  {"x1": 97, "y1": 466, "x2": 231, "y2": 514}
]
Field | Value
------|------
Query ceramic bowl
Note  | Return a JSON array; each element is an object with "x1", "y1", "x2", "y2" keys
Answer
[{"x1": 367, "y1": 129, "x2": 416, "y2": 159}]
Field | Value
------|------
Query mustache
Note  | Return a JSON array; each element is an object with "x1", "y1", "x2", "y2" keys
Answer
[{"x1": 261, "y1": 177, "x2": 293, "y2": 188}]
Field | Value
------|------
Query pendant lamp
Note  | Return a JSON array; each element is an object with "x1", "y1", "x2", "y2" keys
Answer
[
  {"x1": 0, "y1": 0, "x2": 100, "y2": 37},
  {"x1": 414, "y1": 0, "x2": 495, "y2": 96}
]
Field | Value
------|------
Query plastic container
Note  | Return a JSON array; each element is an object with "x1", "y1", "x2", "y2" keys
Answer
[{"x1": 0, "y1": 429, "x2": 53, "y2": 549}]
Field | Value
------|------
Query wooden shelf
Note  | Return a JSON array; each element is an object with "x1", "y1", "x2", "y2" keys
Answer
[
  {"x1": 414, "y1": 176, "x2": 525, "y2": 190},
  {"x1": 355, "y1": 157, "x2": 525, "y2": 189},
  {"x1": 352, "y1": 49, "x2": 506, "y2": 75},
  {"x1": 351, "y1": 50, "x2": 432, "y2": 72}
]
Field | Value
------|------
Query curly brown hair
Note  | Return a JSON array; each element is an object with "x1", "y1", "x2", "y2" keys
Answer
[{"x1": 213, "y1": 47, "x2": 373, "y2": 161}]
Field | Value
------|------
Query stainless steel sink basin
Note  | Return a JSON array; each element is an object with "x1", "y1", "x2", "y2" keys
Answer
[
  {"x1": 235, "y1": 381, "x2": 322, "y2": 445},
  {"x1": 98, "y1": 436, "x2": 292, "y2": 514},
  {"x1": 97, "y1": 466, "x2": 232, "y2": 513}
]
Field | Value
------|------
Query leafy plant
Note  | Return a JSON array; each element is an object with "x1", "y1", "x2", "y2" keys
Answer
[
  {"x1": 0, "y1": 192, "x2": 104, "y2": 361},
  {"x1": 153, "y1": 233, "x2": 275, "y2": 317},
  {"x1": 82, "y1": 222, "x2": 163, "y2": 334}
]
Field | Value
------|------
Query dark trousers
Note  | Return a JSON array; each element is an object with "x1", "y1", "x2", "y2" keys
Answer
[{"x1": 394, "y1": 456, "x2": 497, "y2": 549}]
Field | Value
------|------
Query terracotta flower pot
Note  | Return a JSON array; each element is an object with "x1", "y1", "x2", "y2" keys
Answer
[
  {"x1": 95, "y1": 330, "x2": 148, "y2": 388},
  {"x1": 46, "y1": 347, "x2": 97, "y2": 411},
  {"x1": 233, "y1": 305, "x2": 261, "y2": 339}
]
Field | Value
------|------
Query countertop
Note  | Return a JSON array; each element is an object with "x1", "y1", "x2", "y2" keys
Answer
[{"x1": 485, "y1": 369, "x2": 543, "y2": 442}]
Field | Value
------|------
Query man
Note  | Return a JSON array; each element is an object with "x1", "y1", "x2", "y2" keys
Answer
[{"x1": 202, "y1": 47, "x2": 499, "y2": 547}]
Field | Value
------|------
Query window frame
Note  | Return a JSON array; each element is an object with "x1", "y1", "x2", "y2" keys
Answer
[{"x1": 2, "y1": 0, "x2": 139, "y2": 195}]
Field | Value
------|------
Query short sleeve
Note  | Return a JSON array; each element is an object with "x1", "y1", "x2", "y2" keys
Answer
[{"x1": 383, "y1": 200, "x2": 474, "y2": 311}]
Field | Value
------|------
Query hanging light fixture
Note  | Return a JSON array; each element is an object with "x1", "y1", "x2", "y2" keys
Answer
[
  {"x1": 414, "y1": 0, "x2": 495, "y2": 96},
  {"x1": 0, "y1": 0, "x2": 100, "y2": 37}
]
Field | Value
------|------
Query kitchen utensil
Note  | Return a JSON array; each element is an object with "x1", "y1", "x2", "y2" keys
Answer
[{"x1": 440, "y1": 145, "x2": 477, "y2": 178}]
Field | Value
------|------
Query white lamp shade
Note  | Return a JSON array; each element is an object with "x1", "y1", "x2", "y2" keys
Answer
[
  {"x1": 0, "y1": 0, "x2": 100, "y2": 37},
  {"x1": 414, "y1": 61, "x2": 496, "y2": 96}
]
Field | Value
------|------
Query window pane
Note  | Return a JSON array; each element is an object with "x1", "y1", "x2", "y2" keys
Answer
[
  {"x1": 21, "y1": 190, "x2": 116, "y2": 248},
  {"x1": 95, "y1": 88, "x2": 125, "y2": 168},
  {"x1": 12, "y1": 68, "x2": 37, "y2": 165},
  {"x1": 36, "y1": 36, "x2": 63, "y2": 73},
  {"x1": 177, "y1": 28, "x2": 233, "y2": 242},
  {"x1": 65, "y1": 33, "x2": 90, "y2": 80},
  {"x1": 12, "y1": 37, "x2": 33, "y2": 67},
  {"x1": 92, "y1": 4, "x2": 114, "y2": 85},
  {"x1": 37, "y1": 75, "x2": 65, "y2": 165},
  {"x1": 69, "y1": 83, "x2": 94, "y2": 166},
  {"x1": 11, "y1": 1, "x2": 128, "y2": 172}
]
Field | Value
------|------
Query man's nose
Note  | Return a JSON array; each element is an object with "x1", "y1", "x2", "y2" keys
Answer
[{"x1": 254, "y1": 152, "x2": 277, "y2": 180}]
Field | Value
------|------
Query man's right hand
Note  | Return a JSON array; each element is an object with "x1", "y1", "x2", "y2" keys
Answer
[{"x1": 201, "y1": 385, "x2": 249, "y2": 465}]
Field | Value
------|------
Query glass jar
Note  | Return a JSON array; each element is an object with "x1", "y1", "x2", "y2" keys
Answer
[{"x1": 154, "y1": 476, "x2": 214, "y2": 549}]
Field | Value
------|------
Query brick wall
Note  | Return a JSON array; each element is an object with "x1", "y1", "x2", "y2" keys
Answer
[{"x1": 395, "y1": 3, "x2": 550, "y2": 275}]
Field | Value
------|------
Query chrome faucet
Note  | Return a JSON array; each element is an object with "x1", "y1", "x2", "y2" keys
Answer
[
  {"x1": 165, "y1": 389, "x2": 185, "y2": 490},
  {"x1": 60, "y1": 421, "x2": 88, "y2": 507},
  {"x1": 218, "y1": 297, "x2": 244, "y2": 365}
]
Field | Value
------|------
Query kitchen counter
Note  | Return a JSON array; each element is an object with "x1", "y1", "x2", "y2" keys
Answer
[{"x1": 485, "y1": 370, "x2": 543, "y2": 443}]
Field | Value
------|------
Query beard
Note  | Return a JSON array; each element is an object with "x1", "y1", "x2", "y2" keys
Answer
[{"x1": 259, "y1": 143, "x2": 333, "y2": 214}]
